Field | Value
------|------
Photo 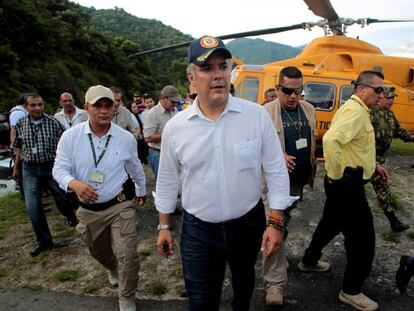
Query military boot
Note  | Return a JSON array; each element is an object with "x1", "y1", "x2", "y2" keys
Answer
[
  {"x1": 385, "y1": 211, "x2": 410, "y2": 232},
  {"x1": 396, "y1": 255, "x2": 414, "y2": 293}
]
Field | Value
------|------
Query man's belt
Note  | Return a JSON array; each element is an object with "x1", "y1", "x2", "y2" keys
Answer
[
  {"x1": 79, "y1": 191, "x2": 128, "y2": 212},
  {"x1": 148, "y1": 147, "x2": 160, "y2": 152}
]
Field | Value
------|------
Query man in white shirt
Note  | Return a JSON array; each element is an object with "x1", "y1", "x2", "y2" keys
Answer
[
  {"x1": 139, "y1": 95, "x2": 155, "y2": 124},
  {"x1": 53, "y1": 85, "x2": 146, "y2": 311},
  {"x1": 54, "y1": 92, "x2": 88, "y2": 129},
  {"x1": 9, "y1": 93, "x2": 30, "y2": 145},
  {"x1": 155, "y1": 36, "x2": 295, "y2": 311}
]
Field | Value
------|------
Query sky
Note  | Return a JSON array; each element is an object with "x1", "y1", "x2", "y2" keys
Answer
[{"x1": 75, "y1": 0, "x2": 414, "y2": 58}]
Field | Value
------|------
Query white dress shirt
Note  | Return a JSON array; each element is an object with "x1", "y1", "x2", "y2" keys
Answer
[
  {"x1": 54, "y1": 107, "x2": 88, "y2": 129},
  {"x1": 155, "y1": 96, "x2": 296, "y2": 223},
  {"x1": 53, "y1": 122, "x2": 146, "y2": 203}
]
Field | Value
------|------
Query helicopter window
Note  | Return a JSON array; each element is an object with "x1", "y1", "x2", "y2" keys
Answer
[
  {"x1": 303, "y1": 82, "x2": 336, "y2": 111},
  {"x1": 340, "y1": 85, "x2": 354, "y2": 107},
  {"x1": 236, "y1": 77, "x2": 259, "y2": 103}
]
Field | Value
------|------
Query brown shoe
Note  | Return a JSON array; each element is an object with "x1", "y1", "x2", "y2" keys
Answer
[
  {"x1": 339, "y1": 290, "x2": 379, "y2": 311},
  {"x1": 298, "y1": 260, "x2": 330, "y2": 273},
  {"x1": 265, "y1": 286, "x2": 283, "y2": 305}
]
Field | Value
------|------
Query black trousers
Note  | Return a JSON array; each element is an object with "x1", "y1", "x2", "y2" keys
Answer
[
  {"x1": 180, "y1": 200, "x2": 266, "y2": 311},
  {"x1": 302, "y1": 174, "x2": 375, "y2": 295}
]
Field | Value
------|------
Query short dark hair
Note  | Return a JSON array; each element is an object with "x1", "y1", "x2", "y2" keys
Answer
[
  {"x1": 279, "y1": 66, "x2": 302, "y2": 85},
  {"x1": 355, "y1": 71, "x2": 384, "y2": 86},
  {"x1": 110, "y1": 86, "x2": 122, "y2": 94},
  {"x1": 264, "y1": 88, "x2": 275, "y2": 95}
]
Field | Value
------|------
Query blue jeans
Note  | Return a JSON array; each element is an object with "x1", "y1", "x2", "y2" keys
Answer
[
  {"x1": 148, "y1": 149, "x2": 160, "y2": 180},
  {"x1": 180, "y1": 200, "x2": 266, "y2": 311},
  {"x1": 22, "y1": 161, "x2": 77, "y2": 246}
]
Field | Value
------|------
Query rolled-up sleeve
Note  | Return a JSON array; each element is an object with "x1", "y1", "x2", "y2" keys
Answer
[{"x1": 260, "y1": 110, "x2": 298, "y2": 210}]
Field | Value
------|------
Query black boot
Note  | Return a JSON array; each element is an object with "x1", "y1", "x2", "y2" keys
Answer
[
  {"x1": 396, "y1": 255, "x2": 414, "y2": 293},
  {"x1": 385, "y1": 211, "x2": 410, "y2": 232}
]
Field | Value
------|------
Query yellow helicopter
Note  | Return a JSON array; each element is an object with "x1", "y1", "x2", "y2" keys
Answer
[{"x1": 130, "y1": 0, "x2": 414, "y2": 141}]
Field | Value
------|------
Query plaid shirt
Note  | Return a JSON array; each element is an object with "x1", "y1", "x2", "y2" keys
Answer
[{"x1": 13, "y1": 114, "x2": 65, "y2": 164}]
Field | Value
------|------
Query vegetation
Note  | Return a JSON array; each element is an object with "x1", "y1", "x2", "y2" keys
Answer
[
  {"x1": 52, "y1": 268, "x2": 82, "y2": 282},
  {"x1": 138, "y1": 249, "x2": 152, "y2": 257},
  {"x1": 0, "y1": 192, "x2": 26, "y2": 239},
  {"x1": 145, "y1": 281, "x2": 168, "y2": 296},
  {"x1": 226, "y1": 38, "x2": 301, "y2": 65},
  {"x1": 0, "y1": 0, "x2": 157, "y2": 112},
  {"x1": 82, "y1": 282, "x2": 100, "y2": 294}
]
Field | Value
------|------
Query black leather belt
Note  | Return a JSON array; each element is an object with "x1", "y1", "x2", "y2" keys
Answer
[
  {"x1": 184, "y1": 199, "x2": 264, "y2": 227},
  {"x1": 79, "y1": 191, "x2": 128, "y2": 211}
]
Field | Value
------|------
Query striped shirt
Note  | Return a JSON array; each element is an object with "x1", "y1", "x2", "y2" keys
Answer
[{"x1": 13, "y1": 114, "x2": 65, "y2": 164}]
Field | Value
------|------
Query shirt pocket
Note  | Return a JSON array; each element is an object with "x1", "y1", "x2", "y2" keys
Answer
[
  {"x1": 234, "y1": 139, "x2": 259, "y2": 172},
  {"x1": 363, "y1": 123, "x2": 375, "y2": 147}
]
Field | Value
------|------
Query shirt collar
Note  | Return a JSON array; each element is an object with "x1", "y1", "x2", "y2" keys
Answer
[
  {"x1": 84, "y1": 121, "x2": 115, "y2": 138},
  {"x1": 187, "y1": 95, "x2": 242, "y2": 120},
  {"x1": 351, "y1": 95, "x2": 370, "y2": 112}
]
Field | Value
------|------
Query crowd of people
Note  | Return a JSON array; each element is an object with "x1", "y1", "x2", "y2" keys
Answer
[{"x1": 2, "y1": 35, "x2": 414, "y2": 311}]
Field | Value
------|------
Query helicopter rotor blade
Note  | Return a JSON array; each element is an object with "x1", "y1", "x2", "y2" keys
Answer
[
  {"x1": 365, "y1": 18, "x2": 414, "y2": 25},
  {"x1": 303, "y1": 0, "x2": 339, "y2": 21},
  {"x1": 128, "y1": 23, "x2": 306, "y2": 58}
]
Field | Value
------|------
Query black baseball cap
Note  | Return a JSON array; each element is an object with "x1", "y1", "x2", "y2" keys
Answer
[{"x1": 188, "y1": 35, "x2": 232, "y2": 66}]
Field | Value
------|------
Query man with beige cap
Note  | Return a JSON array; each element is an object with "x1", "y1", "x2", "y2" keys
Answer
[
  {"x1": 143, "y1": 85, "x2": 179, "y2": 180},
  {"x1": 53, "y1": 85, "x2": 147, "y2": 311}
]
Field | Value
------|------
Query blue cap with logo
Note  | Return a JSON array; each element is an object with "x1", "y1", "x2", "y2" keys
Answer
[{"x1": 188, "y1": 36, "x2": 232, "y2": 65}]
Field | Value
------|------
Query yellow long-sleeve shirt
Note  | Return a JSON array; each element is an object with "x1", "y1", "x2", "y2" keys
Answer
[{"x1": 323, "y1": 95, "x2": 376, "y2": 180}]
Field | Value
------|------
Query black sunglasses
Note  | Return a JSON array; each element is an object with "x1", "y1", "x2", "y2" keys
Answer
[
  {"x1": 360, "y1": 84, "x2": 384, "y2": 94},
  {"x1": 278, "y1": 85, "x2": 303, "y2": 96}
]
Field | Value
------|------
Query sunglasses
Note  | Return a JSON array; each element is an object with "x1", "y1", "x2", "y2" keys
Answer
[
  {"x1": 278, "y1": 85, "x2": 303, "y2": 96},
  {"x1": 360, "y1": 84, "x2": 384, "y2": 94}
]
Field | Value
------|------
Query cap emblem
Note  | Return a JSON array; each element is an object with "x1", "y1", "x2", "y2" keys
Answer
[{"x1": 200, "y1": 36, "x2": 219, "y2": 48}]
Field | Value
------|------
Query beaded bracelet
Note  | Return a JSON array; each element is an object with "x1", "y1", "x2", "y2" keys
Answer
[{"x1": 267, "y1": 221, "x2": 285, "y2": 232}]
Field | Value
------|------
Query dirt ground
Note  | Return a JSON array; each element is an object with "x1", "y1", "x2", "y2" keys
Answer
[{"x1": 0, "y1": 144, "x2": 413, "y2": 310}]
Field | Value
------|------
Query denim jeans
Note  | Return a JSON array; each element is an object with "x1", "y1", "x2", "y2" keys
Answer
[
  {"x1": 148, "y1": 149, "x2": 160, "y2": 180},
  {"x1": 180, "y1": 200, "x2": 266, "y2": 311},
  {"x1": 22, "y1": 161, "x2": 77, "y2": 246}
]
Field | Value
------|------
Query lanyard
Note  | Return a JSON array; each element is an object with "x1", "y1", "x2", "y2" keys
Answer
[
  {"x1": 30, "y1": 121, "x2": 43, "y2": 142},
  {"x1": 88, "y1": 133, "x2": 111, "y2": 168},
  {"x1": 282, "y1": 105, "x2": 302, "y2": 138}
]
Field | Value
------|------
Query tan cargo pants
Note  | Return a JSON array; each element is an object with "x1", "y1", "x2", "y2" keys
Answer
[
  {"x1": 76, "y1": 200, "x2": 139, "y2": 307},
  {"x1": 262, "y1": 183, "x2": 302, "y2": 290}
]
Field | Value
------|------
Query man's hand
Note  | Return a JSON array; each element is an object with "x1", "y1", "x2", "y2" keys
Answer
[
  {"x1": 284, "y1": 154, "x2": 296, "y2": 173},
  {"x1": 375, "y1": 165, "x2": 389, "y2": 183},
  {"x1": 69, "y1": 180, "x2": 98, "y2": 203},
  {"x1": 12, "y1": 167, "x2": 20, "y2": 185},
  {"x1": 135, "y1": 195, "x2": 146, "y2": 206},
  {"x1": 261, "y1": 226, "x2": 283, "y2": 257},
  {"x1": 157, "y1": 229, "x2": 174, "y2": 257}
]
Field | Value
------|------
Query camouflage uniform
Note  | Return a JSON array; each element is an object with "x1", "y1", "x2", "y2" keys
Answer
[{"x1": 370, "y1": 101, "x2": 414, "y2": 213}]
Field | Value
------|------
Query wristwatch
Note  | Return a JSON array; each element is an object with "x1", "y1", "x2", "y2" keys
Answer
[{"x1": 157, "y1": 224, "x2": 171, "y2": 231}]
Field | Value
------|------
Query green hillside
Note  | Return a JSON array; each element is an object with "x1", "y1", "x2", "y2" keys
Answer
[
  {"x1": 227, "y1": 38, "x2": 301, "y2": 64},
  {"x1": 87, "y1": 7, "x2": 193, "y2": 94},
  {"x1": 0, "y1": 0, "x2": 189, "y2": 112}
]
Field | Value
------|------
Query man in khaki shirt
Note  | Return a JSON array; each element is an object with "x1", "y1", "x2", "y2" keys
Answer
[
  {"x1": 299, "y1": 71, "x2": 388, "y2": 311},
  {"x1": 143, "y1": 85, "x2": 179, "y2": 179}
]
